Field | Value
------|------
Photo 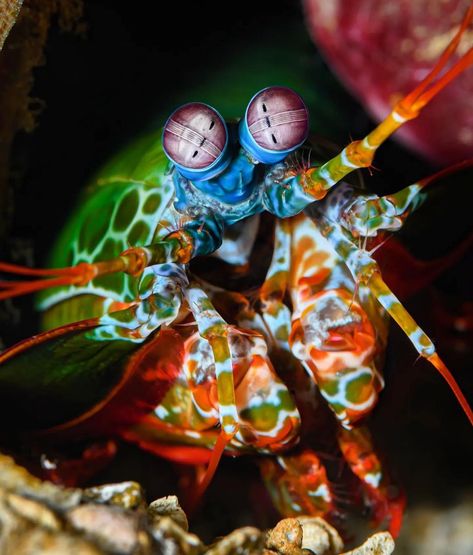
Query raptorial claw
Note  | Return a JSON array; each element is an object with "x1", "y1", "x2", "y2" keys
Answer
[
  {"x1": 311, "y1": 209, "x2": 473, "y2": 427},
  {"x1": 290, "y1": 288, "x2": 384, "y2": 429}
]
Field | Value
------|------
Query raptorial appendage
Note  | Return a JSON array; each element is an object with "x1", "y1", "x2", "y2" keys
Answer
[
  {"x1": 286, "y1": 215, "x2": 387, "y2": 429},
  {"x1": 308, "y1": 173, "x2": 473, "y2": 427}
]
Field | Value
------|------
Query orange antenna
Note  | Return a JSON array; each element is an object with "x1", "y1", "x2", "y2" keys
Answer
[
  {"x1": 0, "y1": 257, "x2": 130, "y2": 301},
  {"x1": 402, "y1": 2, "x2": 473, "y2": 110}
]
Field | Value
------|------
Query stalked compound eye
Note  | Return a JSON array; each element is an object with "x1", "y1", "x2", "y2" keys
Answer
[
  {"x1": 239, "y1": 86, "x2": 309, "y2": 164},
  {"x1": 163, "y1": 102, "x2": 230, "y2": 181}
]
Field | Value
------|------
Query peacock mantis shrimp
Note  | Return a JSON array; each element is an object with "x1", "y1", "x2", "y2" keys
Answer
[{"x1": 0, "y1": 2, "x2": 472, "y2": 538}]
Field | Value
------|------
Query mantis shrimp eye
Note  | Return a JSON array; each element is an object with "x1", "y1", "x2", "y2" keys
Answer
[
  {"x1": 163, "y1": 102, "x2": 230, "y2": 181},
  {"x1": 239, "y1": 86, "x2": 309, "y2": 164}
]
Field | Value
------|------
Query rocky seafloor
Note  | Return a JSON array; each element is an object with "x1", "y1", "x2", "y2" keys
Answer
[{"x1": 0, "y1": 452, "x2": 396, "y2": 555}]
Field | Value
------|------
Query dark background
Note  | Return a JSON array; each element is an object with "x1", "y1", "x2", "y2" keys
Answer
[{"x1": 1, "y1": 0, "x2": 472, "y2": 546}]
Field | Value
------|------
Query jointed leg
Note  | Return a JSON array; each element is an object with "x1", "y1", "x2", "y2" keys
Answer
[
  {"x1": 259, "y1": 219, "x2": 293, "y2": 351},
  {"x1": 313, "y1": 212, "x2": 473, "y2": 426},
  {"x1": 340, "y1": 158, "x2": 473, "y2": 237},
  {"x1": 184, "y1": 282, "x2": 302, "y2": 500},
  {"x1": 184, "y1": 284, "x2": 242, "y2": 498},
  {"x1": 185, "y1": 285, "x2": 239, "y2": 438},
  {"x1": 286, "y1": 215, "x2": 385, "y2": 428}
]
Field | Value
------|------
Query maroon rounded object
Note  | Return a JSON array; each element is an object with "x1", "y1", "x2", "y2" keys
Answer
[
  {"x1": 246, "y1": 87, "x2": 309, "y2": 151},
  {"x1": 163, "y1": 103, "x2": 227, "y2": 169},
  {"x1": 303, "y1": 0, "x2": 473, "y2": 164}
]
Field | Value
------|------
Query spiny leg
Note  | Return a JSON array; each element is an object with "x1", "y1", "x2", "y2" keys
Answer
[
  {"x1": 158, "y1": 308, "x2": 300, "y2": 446},
  {"x1": 299, "y1": 5, "x2": 473, "y2": 199},
  {"x1": 313, "y1": 213, "x2": 473, "y2": 426},
  {"x1": 208, "y1": 219, "x2": 311, "y2": 420},
  {"x1": 285, "y1": 216, "x2": 397, "y2": 527},
  {"x1": 290, "y1": 289, "x2": 385, "y2": 430},
  {"x1": 254, "y1": 218, "x2": 318, "y2": 425},
  {"x1": 182, "y1": 280, "x2": 303, "y2": 503}
]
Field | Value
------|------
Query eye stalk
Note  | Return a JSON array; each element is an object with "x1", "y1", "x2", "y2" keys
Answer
[
  {"x1": 163, "y1": 102, "x2": 231, "y2": 181},
  {"x1": 239, "y1": 86, "x2": 309, "y2": 164}
]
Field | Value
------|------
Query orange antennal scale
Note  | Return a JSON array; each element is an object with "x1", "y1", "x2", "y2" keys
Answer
[
  {"x1": 401, "y1": 2, "x2": 473, "y2": 109},
  {"x1": 411, "y1": 46, "x2": 473, "y2": 111},
  {"x1": 0, "y1": 261, "x2": 80, "y2": 277},
  {"x1": 0, "y1": 257, "x2": 131, "y2": 301}
]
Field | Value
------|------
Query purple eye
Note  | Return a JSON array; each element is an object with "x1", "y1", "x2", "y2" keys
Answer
[
  {"x1": 246, "y1": 86, "x2": 309, "y2": 152},
  {"x1": 163, "y1": 103, "x2": 227, "y2": 170}
]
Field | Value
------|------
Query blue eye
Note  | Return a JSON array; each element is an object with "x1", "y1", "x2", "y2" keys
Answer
[{"x1": 239, "y1": 86, "x2": 309, "y2": 164}]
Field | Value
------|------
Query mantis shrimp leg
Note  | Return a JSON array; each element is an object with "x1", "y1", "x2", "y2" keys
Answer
[
  {"x1": 258, "y1": 218, "x2": 293, "y2": 352},
  {"x1": 182, "y1": 284, "x2": 301, "y2": 497},
  {"x1": 339, "y1": 159, "x2": 473, "y2": 238},
  {"x1": 185, "y1": 285, "x2": 240, "y2": 439},
  {"x1": 285, "y1": 214, "x2": 405, "y2": 534},
  {"x1": 310, "y1": 208, "x2": 473, "y2": 426},
  {"x1": 237, "y1": 220, "x2": 336, "y2": 520}
]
